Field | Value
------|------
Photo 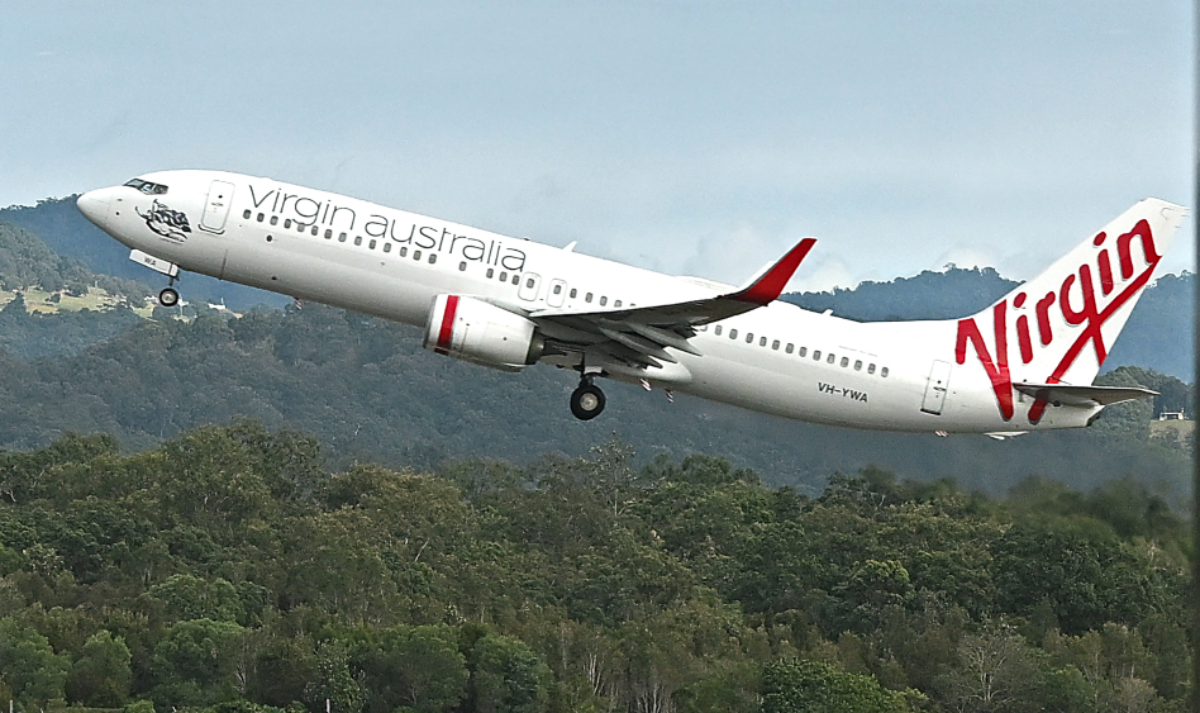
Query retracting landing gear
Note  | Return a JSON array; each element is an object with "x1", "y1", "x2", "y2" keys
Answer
[
  {"x1": 158, "y1": 285, "x2": 180, "y2": 307},
  {"x1": 129, "y1": 249, "x2": 184, "y2": 308},
  {"x1": 570, "y1": 375, "x2": 606, "y2": 420}
]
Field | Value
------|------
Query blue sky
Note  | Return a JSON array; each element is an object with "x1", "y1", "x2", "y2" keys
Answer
[{"x1": 2, "y1": 1, "x2": 1193, "y2": 290}]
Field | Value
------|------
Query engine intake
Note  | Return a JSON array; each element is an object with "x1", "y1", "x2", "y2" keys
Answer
[{"x1": 424, "y1": 295, "x2": 544, "y2": 371}]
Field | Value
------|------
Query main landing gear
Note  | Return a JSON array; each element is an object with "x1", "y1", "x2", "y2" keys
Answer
[{"x1": 570, "y1": 375, "x2": 606, "y2": 420}]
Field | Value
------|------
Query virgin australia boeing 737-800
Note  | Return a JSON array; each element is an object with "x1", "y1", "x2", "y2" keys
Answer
[{"x1": 76, "y1": 170, "x2": 1186, "y2": 434}]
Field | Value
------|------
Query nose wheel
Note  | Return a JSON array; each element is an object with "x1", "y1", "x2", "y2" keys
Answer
[
  {"x1": 570, "y1": 379, "x2": 606, "y2": 420},
  {"x1": 158, "y1": 287, "x2": 180, "y2": 307}
]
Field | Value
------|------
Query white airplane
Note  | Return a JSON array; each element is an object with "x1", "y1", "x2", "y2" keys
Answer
[{"x1": 76, "y1": 171, "x2": 1186, "y2": 435}]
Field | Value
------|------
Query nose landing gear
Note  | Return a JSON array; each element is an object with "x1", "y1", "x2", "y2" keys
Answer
[
  {"x1": 158, "y1": 286, "x2": 180, "y2": 307},
  {"x1": 570, "y1": 376, "x2": 606, "y2": 420}
]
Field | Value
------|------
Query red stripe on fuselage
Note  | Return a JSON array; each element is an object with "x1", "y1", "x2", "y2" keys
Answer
[{"x1": 436, "y1": 295, "x2": 459, "y2": 355}]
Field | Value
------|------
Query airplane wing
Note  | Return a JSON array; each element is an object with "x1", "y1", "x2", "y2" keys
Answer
[
  {"x1": 528, "y1": 238, "x2": 816, "y2": 369},
  {"x1": 1012, "y1": 383, "x2": 1158, "y2": 407}
]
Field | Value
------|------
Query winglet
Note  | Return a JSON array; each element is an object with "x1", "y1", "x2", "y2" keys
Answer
[{"x1": 729, "y1": 238, "x2": 817, "y2": 305}]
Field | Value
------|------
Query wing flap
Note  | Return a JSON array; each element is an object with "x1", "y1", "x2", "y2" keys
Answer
[{"x1": 530, "y1": 238, "x2": 816, "y2": 372}]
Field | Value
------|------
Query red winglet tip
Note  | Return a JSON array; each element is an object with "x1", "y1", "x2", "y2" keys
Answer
[{"x1": 733, "y1": 238, "x2": 816, "y2": 305}]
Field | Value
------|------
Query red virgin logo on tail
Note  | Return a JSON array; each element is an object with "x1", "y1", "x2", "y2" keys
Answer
[{"x1": 955, "y1": 219, "x2": 1160, "y2": 423}]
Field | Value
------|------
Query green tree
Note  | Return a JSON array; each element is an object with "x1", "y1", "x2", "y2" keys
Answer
[
  {"x1": 761, "y1": 658, "x2": 912, "y2": 713},
  {"x1": 147, "y1": 574, "x2": 245, "y2": 623},
  {"x1": 465, "y1": 632, "x2": 550, "y2": 713},
  {"x1": 356, "y1": 624, "x2": 467, "y2": 713},
  {"x1": 302, "y1": 641, "x2": 363, "y2": 713},
  {"x1": 66, "y1": 629, "x2": 132, "y2": 706},
  {"x1": 0, "y1": 616, "x2": 70, "y2": 706},
  {"x1": 149, "y1": 618, "x2": 249, "y2": 708}
]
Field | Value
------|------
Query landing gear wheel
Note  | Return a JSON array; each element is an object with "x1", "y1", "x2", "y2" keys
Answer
[
  {"x1": 570, "y1": 383, "x2": 606, "y2": 420},
  {"x1": 158, "y1": 287, "x2": 180, "y2": 307}
]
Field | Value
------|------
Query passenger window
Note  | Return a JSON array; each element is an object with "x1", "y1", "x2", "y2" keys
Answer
[
  {"x1": 414, "y1": 250, "x2": 422, "y2": 260},
  {"x1": 297, "y1": 223, "x2": 305, "y2": 232},
  {"x1": 760, "y1": 337, "x2": 768, "y2": 347},
  {"x1": 840, "y1": 357, "x2": 849, "y2": 367},
  {"x1": 729, "y1": 329, "x2": 738, "y2": 339},
  {"x1": 429, "y1": 253, "x2": 437, "y2": 264},
  {"x1": 827, "y1": 353, "x2": 836, "y2": 364},
  {"x1": 487, "y1": 268, "x2": 494, "y2": 278},
  {"x1": 600, "y1": 296, "x2": 608, "y2": 306},
  {"x1": 383, "y1": 243, "x2": 392, "y2": 253},
  {"x1": 242, "y1": 209, "x2": 251, "y2": 219},
  {"x1": 772, "y1": 340, "x2": 780, "y2": 350},
  {"x1": 813, "y1": 350, "x2": 821, "y2": 360},
  {"x1": 569, "y1": 288, "x2": 577, "y2": 298},
  {"x1": 798, "y1": 347, "x2": 807, "y2": 357},
  {"x1": 311, "y1": 226, "x2": 319, "y2": 236},
  {"x1": 868, "y1": 364, "x2": 876, "y2": 374},
  {"x1": 854, "y1": 360, "x2": 862, "y2": 371},
  {"x1": 746, "y1": 333, "x2": 754, "y2": 344},
  {"x1": 881, "y1": 367, "x2": 889, "y2": 378},
  {"x1": 585, "y1": 292, "x2": 593, "y2": 303},
  {"x1": 614, "y1": 300, "x2": 622, "y2": 307},
  {"x1": 511, "y1": 274, "x2": 519, "y2": 284},
  {"x1": 325, "y1": 229, "x2": 333, "y2": 239},
  {"x1": 369, "y1": 239, "x2": 377, "y2": 250},
  {"x1": 400, "y1": 247, "x2": 408, "y2": 257},
  {"x1": 714, "y1": 325, "x2": 722, "y2": 335},
  {"x1": 270, "y1": 216, "x2": 278, "y2": 226},
  {"x1": 459, "y1": 261, "x2": 467, "y2": 271},
  {"x1": 351, "y1": 236, "x2": 359, "y2": 245},
  {"x1": 284, "y1": 219, "x2": 292, "y2": 228},
  {"x1": 499, "y1": 271, "x2": 507, "y2": 281},
  {"x1": 256, "y1": 213, "x2": 264, "y2": 222}
]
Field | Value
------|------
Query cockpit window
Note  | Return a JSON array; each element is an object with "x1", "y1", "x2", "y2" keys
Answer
[{"x1": 123, "y1": 178, "x2": 168, "y2": 195}]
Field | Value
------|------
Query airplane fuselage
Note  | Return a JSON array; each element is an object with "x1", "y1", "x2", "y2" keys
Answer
[{"x1": 78, "y1": 170, "x2": 1179, "y2": 434}]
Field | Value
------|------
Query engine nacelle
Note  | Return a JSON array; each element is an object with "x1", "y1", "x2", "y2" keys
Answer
[{"x1": 424, "y1": 295, "x2": 544, "y2": 371}]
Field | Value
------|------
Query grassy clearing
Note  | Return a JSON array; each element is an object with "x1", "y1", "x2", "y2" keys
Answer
[
  {"x1": 1150, "y1": 418, "x2": 1193, "y2": 443},
  {"x1": 0, "y1": 286, "x2": 156, "y2": 317}
]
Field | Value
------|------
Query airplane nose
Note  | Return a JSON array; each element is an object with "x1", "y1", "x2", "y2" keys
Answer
[{"x1": 77, "y1": 189, "x2": 110, "y2": 229}]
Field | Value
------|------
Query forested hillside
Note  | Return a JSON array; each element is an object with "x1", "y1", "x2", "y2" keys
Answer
[
  {"x1": 0, "y1": 199, "x2": 287, "y2": 310},
  {"x1": 0, "y1": 303, "x2": 1190, "y2": 502},
  {"x1": 0, "y1": 424, "x2": 1189, "y2": 712}
]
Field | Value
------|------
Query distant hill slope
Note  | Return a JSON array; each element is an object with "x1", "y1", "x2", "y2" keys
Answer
[
  {"x1": 0, "y1": 220, "x2": 94, "y2": 293},
  {"x1": 0, "y1": 197, "x2": 288, "y2": 310},
  {"x1": 0, "y1": 304, "x2": 1188, "y2": 502}
]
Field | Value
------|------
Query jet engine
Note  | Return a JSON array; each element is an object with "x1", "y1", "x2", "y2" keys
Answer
[{"x1": 424, "y1": 295, "x2": 545, "y2": 371}]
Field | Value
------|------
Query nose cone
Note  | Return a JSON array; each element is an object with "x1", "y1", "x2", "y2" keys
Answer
[{"x1": 77, "y1": 189, "x2": 111, "y2": 229}]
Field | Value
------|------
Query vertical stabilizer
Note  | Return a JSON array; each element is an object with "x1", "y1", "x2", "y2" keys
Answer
[{"x1": 953, "y1": 198, "x2": 1187, "y2": 422}]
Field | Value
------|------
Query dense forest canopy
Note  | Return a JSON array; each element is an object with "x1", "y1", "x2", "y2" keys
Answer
[{"x1": 0, "y1": 424, "x2": 1190, "y2": 712}]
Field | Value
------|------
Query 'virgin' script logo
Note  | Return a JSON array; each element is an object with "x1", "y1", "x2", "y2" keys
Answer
[{"x1": 954, "y1": 220, "x2": 1159, "y2": 423}]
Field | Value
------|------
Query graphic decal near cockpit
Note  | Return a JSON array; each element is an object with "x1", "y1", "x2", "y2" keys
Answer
[{"x1": 136, "y1": 200, "x2": 192, "y2": 243}]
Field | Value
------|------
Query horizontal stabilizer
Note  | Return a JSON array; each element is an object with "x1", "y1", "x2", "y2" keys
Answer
[{"x1": 1013, "y1": 383, "x2": 1157, "y2": 407}]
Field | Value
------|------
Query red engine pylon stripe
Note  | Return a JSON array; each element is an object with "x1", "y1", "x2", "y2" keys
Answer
[{"x1": 436, "y1": 295, "x2": 459, "y2": 355}]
